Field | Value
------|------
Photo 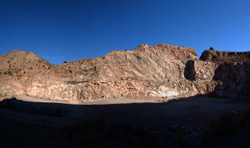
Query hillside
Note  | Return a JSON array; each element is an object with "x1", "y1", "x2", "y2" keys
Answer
[
  {"x1": 1, "y1": 44, "x2": 250, "y2": 147},
  {"x1": 29, "y1": 43, "x2": 215, "y2": 100},
  {"x1": 0, "y1": 50, "x2": 55, "y2": 98},
  {"x1": 0, "y1": 49, "x2": 54, "y2": 76},
  {"x1": 0, "y1": 44, "x2": 250, "y2": 100}
]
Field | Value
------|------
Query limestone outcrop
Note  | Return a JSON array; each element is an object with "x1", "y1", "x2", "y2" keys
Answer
[{"x1": 0, "y1": 44, "x2": 249, "y2": 100}]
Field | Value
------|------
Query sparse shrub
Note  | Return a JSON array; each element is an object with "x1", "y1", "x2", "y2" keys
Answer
[
  {"x1": 63, "y1": 61, "x2": 68, "y2": 64},
  {"x1": 209, "y1": 47, "x2": 214, "y2": 51},
  {"x1": 3, "y1": 70, "x2": 13, "y2": 75},
  {"x1": 8, "y1": 71, "x2": 13, "y2": 76}
]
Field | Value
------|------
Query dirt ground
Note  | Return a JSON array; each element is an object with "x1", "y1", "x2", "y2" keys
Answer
[{"x1": 0, "y1": 95, "x2": 249, "y2": 147}]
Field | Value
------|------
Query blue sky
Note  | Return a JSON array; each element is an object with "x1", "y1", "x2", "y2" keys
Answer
[{"x1": 0, "y1": 0, "x2": 250, "y2": 65}]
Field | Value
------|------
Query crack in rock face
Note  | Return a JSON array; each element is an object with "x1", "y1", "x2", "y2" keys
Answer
[{"x1": 184, "y1": 60, "x2": 195, "y2": 81}]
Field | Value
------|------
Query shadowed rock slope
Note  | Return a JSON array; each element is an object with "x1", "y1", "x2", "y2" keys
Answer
[
  {"x1": 200, "y1": 50, "x2": 250, "y2": 63},
  {"x1": 0, "y1": 44, "x2": 249, "y2": 100},
  {"x1": 201, "y1": 50, "x2": 250, "y2": 99}
]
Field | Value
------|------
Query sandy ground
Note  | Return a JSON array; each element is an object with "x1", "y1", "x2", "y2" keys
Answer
[
  {"x1": 0, "y1": 95, "x2": 249, "y2": 147},
  {"x1": 0, "y1": 95, "x2": 247, "y2": 127}
]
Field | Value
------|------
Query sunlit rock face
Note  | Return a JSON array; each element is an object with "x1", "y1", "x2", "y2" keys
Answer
[
  {"x1": 0, "y1": 50, "x2": 54, "y2": 99},
  {"x1": 27, "y1": 43, "x2": 203, "y2": 100},
  {"x1": 0, "y1": 44, "x2": 249, "y2": 100}
]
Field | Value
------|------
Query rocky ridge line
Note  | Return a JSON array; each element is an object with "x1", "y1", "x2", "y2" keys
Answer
[{"x1": 0, "y1": 44, "x2": 249, "y2": 100}]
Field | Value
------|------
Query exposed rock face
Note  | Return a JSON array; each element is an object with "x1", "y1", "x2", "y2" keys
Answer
[
  {"x1": 0, "y1": 50, "x2": 55, "y2": 98},
  {"x1": 0, "y1": 49, "x2": 54, "y2": 75},
  {"x1": 213, "y1": 62, "x2": 250, "y2": 99},
  {"x1": 0, "y1": 44, "x2": 249, "y2": 101},
  {"x1": 28, "y1": 44, "x2": 202, "y2": 100},
  {"x1": 199, "y1": 50, "x2": 250, "y2": 99},
  {"x1": 193, "y1": 60, "x2": 218, "y2": 81},
  {"x1": 200, "y1": 50, "x2": 250, "y2": 63}
]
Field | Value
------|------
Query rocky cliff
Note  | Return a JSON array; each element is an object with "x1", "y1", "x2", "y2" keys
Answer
[
  {"x1": 28, "y1": 44, "x2": 207, "y2": 100},
  {"x1": 200, "y1": 50, "x2": 250, "y2": 63},
  {"x1": 212, "y1": 62, "x2": 250, "y2": 99},
  {"x1": 0, "y1": 44, "x2": 249, "y2": 100},
  {"x1": 200, "y1": 50, "x2": 250, "y2": 99}
]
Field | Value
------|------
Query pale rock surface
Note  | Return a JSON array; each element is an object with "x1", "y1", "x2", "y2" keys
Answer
[
  {"x1": 27, "y1": 43, "x2": 203, "y2": 100},
  {"x1": 0, "y1": 50, "x2": 54, "y2": 98},
  {"x1": 0, "y1": 44, "x2": 249, "y2": 101}
]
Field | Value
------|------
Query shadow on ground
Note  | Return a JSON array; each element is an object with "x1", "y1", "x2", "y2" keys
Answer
[{"x1": 0, "y1": 95, "x2": 249, "y2": 147}]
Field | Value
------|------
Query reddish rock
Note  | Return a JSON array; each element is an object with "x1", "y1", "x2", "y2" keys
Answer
[
  {"x1": 0, "y1": 50, "x2": 54, "y2": 98},
  {"x1": 0, "y1": 44, "x2": 249, "y2": 101},
  {"x1": 200, "y1": 50, "x2": 250, "y2": 63},
  {"x1": 213, "y1": 62, "x2": 250, "y2": 99},
  {"x1": 27, "y1": 43, "x2": 200, "y2": 100}
]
